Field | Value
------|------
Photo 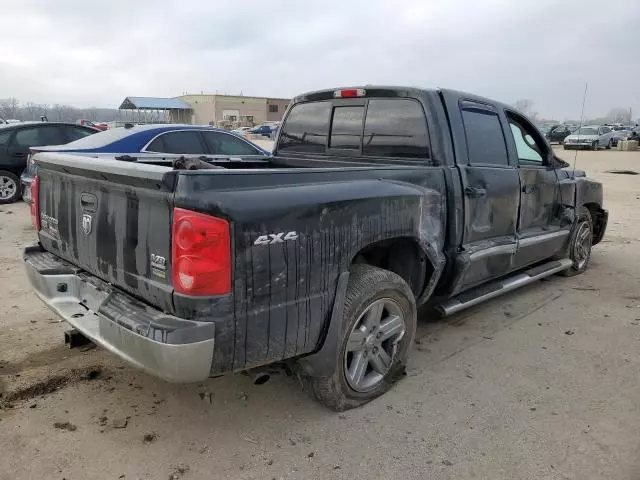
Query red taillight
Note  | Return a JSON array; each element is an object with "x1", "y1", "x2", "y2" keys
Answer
[
  {"x1": 333, "y1": 88, "x2": 366, "y2": 98},
  {"x1": 30, "y1": 176, "x2": 40, "y2": 231},
  {"x1": 171, "y1": 208, "x2": 231, "y2": 296}
]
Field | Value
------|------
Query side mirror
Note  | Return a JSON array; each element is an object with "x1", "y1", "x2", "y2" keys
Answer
[{"x1": 551, "y1": 155, "x2": 569, "y2": 169}]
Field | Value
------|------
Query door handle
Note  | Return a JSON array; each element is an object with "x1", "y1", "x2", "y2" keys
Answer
[
  {"x1": 464, "y1": 186, "x2": 486, "y2": 198},
  {"x1": 12, "y1": 152, "x2": 26, "y2": 158},
  {"x1": 522, "y1": 184, "x2": 536, "y2": 194}
]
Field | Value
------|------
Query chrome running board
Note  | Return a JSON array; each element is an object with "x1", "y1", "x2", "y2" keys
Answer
[{"x1": 436, "y1": 258, "x2": 573, "y2": 317}]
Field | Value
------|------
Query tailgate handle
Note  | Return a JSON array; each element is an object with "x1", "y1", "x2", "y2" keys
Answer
[{"x1": 80, "y1": 193, "x2": 98, "y2": 212}]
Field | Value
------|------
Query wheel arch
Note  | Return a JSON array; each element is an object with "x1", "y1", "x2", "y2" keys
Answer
[
  {"x1": 349, "y1": 236, "x2": 442, "y2": 304},
  {"x1": 583, "y1": 202, "x2": 606, "y2": 245}
]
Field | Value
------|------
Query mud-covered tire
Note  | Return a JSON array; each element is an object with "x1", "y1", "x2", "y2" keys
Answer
[
  {"x1": 0, "y1": 171, "x2": 20, "y2": 204},
  {"x1": 559, "y1": 207, "x2": 593, "y2": 277},
  {"x1": 306, "y1": 265, "x2": 417, "y2": 411}
]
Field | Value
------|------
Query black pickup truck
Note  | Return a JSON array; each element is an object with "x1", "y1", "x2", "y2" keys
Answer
[{"x1": 23, "y1": 86, "x2": 607, "y2": 410}]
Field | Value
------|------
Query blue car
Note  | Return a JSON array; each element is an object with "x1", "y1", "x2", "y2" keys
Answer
[{"x1": 21, "y1": 124, "x2": 270, "y2": 201}]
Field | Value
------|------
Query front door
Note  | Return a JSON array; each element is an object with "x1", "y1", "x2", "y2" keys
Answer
[{"x1": 504, "y1": 111, "x2": 569, "y2": 268}]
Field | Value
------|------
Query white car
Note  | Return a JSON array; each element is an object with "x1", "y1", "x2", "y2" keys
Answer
[
  {"x1": 563, "y1": 125, "x2": 614, "y2": 150},
  {"x1": 231, "y1": 126, "x2": 252, "y2": 136}
]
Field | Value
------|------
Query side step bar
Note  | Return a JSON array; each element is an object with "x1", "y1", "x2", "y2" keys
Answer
[{"x1": 436, "y1": 258, "x2": 573, "y2": 317}]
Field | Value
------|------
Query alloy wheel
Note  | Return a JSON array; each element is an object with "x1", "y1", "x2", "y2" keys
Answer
[
  {"x1": 573, "y1": 221, "x2": 592, "y2": 270},
  {"x1": 344, "y1": 298, "x2": 406, "y2": 392},
  {"x1": 0, "y1": 175, "x2": 17, "y2": 201}
]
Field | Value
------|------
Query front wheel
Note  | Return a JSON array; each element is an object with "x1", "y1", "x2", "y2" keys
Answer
[
  {"x1": 559, "y1": 207, "x2": 593, "y2": 277},
  {"x1": 592, "y1": 141, "x2": 599, "y2": 150},
  {"x1": 0, "y1": 171, "x2": 20, "y2": 204},
  {"x1": 606, "y1": 139, "x2": 613, "y2": 149},
  {"x1": 306, "y1": 265, "x2": 416, "y2": 411}
]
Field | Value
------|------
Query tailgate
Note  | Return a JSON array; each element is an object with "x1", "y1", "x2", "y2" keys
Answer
[{"x1": 35, "y1": 152, "x2": 177, "y2": 312}]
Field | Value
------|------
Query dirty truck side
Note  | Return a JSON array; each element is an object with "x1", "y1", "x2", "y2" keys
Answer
[{"x1": 23, "y1": 86, "x2": 607, "y2": 410}]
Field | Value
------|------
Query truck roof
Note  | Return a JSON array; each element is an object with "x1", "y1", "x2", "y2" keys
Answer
[{"x1": 291, "y1": 85, "x2": 514, "y2": 112}]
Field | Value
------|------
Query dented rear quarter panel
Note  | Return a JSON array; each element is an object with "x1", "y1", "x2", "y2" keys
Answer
[{"x1": 173, "y1": 167, "x2": 447, "y2": 372}]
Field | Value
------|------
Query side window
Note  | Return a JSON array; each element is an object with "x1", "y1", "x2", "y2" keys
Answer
[
  {"x1": 147, "y1": 131, "x2": 205, "y2": 154},
  {"x1": 329, "y1": 106, "x2": 364, "y2": 150},
  {"x1": 362, "y1": 99, "x2": 430, "y2": 158},
  {"x1": 460, "y1": 108, "x2": 509, "y2": 166},
  {"x1": 202, "y1": 132, "x2": 260, "y2": 155},
  {"x1": 506, "y1": 113, "x2": 547, "y2": 165},
  {"x1": 14, "y1": 126, "x2": 66, "y2": 147},
  {"x1": 0, "y1": 130, "x2": 12, "y2": 146},
  {"x1": 64, "y1": 126, "x2": 95, "y2": 142},
  {"x1": 278, "y1": 101, "x2": 331, "y2": 153},
  {"x1": 269, "y1": 104, "x2": 278, "y2": 113},
  {"x1": 509, "y1": 124, "x2": 543, "y2": 164}
]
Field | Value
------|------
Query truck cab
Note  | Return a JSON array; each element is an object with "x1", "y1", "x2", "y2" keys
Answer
[{"x1": 24, "y1": 86, "x2": 607, "y2": 410}]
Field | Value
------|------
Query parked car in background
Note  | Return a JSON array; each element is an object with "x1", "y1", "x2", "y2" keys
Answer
[
  {"x1": 231, "y1": 126, "x2": 253, "y2": 136},
  {"x1": 77, "y1": 119, "x2": 108, "y2": 131},
  {"x1": 611, "y1": 129, "x2": 632, "y2": 146},
  {"x1": 563, "y1": 125, "x2": 614, "y2": 150},
  {"x1": 20, "y1": 124, "x2": 270, "y2": 199},
  {"x1": 0, "y1": 122, "x2": 98, "y2": 203},
  {"x1": 251, "y1": 124, "x2": 275, "y2": 137},
  {"x1": 546, "y1": 124, "x2": 573, "y2": 143}
]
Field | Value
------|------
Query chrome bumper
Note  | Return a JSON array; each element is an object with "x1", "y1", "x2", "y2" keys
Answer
[{"x1": 24, "y1": 246, "x2": 215, "y2": 383}]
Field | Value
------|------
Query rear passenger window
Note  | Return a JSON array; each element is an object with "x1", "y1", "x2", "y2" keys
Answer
[
  {"x1": 278, "y1": 101, "x2": 330, "y2": 153},
  {"x1": 363, "y1": 99, "x2": 429, "y2": 158},
  {"x1": 14, "y1": 126, "x2": 66, "y2": 147},
  {"x1": 64, "y1": 126, "x2": 95, "y2": 142},
  {"x1": 202, "y1": 131, "x2": 260, "y2": 156},
  {"x1": 147, "y1": 131, "x2": 204, "y2": 154},
  {"x1": 329, "y1": 106, "x2": 364, "y2": 150},
  {"x1": 461, "y1": 109, "x2": 509, "y2": 166}
]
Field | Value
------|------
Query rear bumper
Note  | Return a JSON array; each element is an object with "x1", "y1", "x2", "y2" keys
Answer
[{"x1": 23, "y1": 245, "x2": 215, "y2": 383}]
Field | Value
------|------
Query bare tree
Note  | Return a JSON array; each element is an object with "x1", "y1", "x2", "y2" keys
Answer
[
  {"x1": 605, "y1": 107, "x2": 632, "y2": 124},
  {"x1": 24, "y1": 102, "x2": 41, "y2": 121},
  {"x1": 513, "y1": 99, "x2": 539, "y2": 122},
  {"x1": 0, "y1": 97, "x2": 20, "y2": 120}
]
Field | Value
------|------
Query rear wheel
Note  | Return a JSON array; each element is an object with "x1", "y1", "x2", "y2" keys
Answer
[
  {"x1": 559, "y1": 207, "x2": 593, "y2": 277},
  {"x1": 0, "y1": 171, "x2": 20, "y2": 204},
  {"x1": 306, "y1": 265, "x2": 416, "y2": 411}
]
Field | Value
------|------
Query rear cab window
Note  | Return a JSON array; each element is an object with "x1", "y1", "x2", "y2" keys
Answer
[{"x1": 277, "y1": 95, "x2": 430, "y2": 161}]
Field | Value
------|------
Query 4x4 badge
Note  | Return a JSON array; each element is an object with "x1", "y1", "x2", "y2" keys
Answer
[{"x1": 82, "y1": 214, "x2": 92, "y2": 235}]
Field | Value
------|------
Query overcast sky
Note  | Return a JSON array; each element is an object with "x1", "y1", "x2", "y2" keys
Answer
[{"x1": 2, "y1": 0, "x2": 638, "y2": 120}]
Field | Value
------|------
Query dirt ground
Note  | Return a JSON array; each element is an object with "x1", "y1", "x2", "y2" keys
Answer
[{"x1": 1, "y1": 147, "x2": 639, "y2": 480}]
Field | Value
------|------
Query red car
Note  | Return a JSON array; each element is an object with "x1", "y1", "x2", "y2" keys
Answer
[{"x1": 77, "y1": 119, "x2": 108, "y2": 131}]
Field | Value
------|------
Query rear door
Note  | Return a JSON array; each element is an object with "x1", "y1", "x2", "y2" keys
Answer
[{"x1": 441, "y1": 94, "x2": 521, "y2": 292}]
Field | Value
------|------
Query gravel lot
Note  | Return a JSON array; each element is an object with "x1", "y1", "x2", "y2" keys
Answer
[{"x1": 1, "y1": 147, "x2": 639, "y2": 480}]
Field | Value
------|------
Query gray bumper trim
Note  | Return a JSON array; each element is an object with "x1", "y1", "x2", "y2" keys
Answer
[{"x1": 24, "y1": 251, "x2": 214, "y2": 383}]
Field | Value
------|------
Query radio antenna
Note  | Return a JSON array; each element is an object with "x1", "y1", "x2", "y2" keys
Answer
[{"x1": 572, "y1": 82, "x2": 588, "y2": 177}]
